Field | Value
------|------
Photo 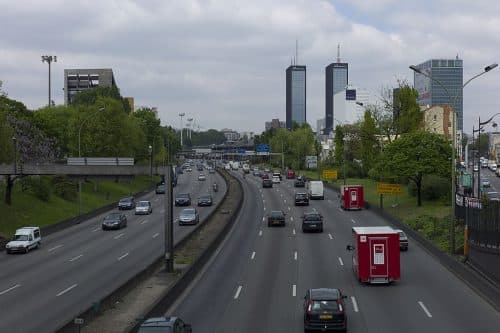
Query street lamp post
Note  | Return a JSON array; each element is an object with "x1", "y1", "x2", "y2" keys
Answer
[
  {"x1": 41, "y1": 55, "x2": 57, "y2": 107},
  {"x1": 343, "y1": 137, "x2": 348, "y2": 185},
  {"x1": 179, "y1": 113, "x2": 185, "y2": 147},
  {"x1": 148, "y1": 144, "x2": 153, "y2": 182},
  {"x1": 410, "y1": 63, "x2": 497, "y2": 255}
]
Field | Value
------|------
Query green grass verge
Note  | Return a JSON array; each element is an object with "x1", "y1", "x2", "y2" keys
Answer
[{"x1": 0, "y1": 176, "x2": 159, "y2": 238}]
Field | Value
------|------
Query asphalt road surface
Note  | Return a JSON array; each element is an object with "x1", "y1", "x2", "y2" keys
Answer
[
  {"x1": 0, "y1": 168, "x2": 226, "y2": 333},
  {"x1": 170, "y1": 171, "x2": 500, "y2": 333}
]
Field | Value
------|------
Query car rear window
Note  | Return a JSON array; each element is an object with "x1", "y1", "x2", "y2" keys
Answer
[
  {"x1": 311, "y1": 300, "x2": 339, "y2": 311},
  {"x1": 304, "y1": 214, "x2": 321, "y2": 221},
  {"x1": 270, "y1": 211, "x2": 283, "y2": 217}
]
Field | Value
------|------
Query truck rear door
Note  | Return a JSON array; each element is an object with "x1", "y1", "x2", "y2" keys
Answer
[
  {"x1": 350, "y1": 189, "x2": 359, "y2": 208},
  {"x1": 369, "y1": 238, "x2": 388, "y2": 278}
]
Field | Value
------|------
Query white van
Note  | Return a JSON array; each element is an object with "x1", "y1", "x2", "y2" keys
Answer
[
  {"x1": 307, "y1": 181, "x2": 324, "y2": 200},
  {"x1": 5, "y1": 227, "x2": 41, "y2": 254}
]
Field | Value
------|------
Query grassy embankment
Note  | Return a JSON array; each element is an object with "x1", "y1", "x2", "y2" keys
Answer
[{"x1": 0, "y1": 176, "x2": 158, "y2": 238}]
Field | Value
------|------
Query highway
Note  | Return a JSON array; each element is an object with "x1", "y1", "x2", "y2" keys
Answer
[
  {"x1": 0, "y1": 168, "x2": 226, "y2": 333},
  {"x1": 170, "y1": 171, "x2": 500, "y2": 333}
]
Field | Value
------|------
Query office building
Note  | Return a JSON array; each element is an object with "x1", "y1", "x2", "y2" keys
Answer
[
  {"x1": 413, "y1": 58, "x2": 463, "y2": 130},
  {"x1": 325, "y1": 62, "x2": 348, "y2": 134},
  {"x1": 64, "y1": 68, "x2": 117, "y2": 105},
  {"x1": 286, "y1": 65, "x2": 306, "y2": 129}
]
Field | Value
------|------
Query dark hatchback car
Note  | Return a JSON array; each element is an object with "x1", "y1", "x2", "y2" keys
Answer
[
  {"x1": 137, "y1": 317, "x2": 192, "y2": 333},
  {"x1": 197, "y1": 194, "x2": 213, "y2": 207},
  {"x1": 102, "y1": 213, "x2": 127, "y2": 230},
  {"x1": 295, "y1": 192, "x2": 310, "y2": 206},
  {"x1": 155, "y1": 184, "x2": 166, "y2": 194},
  {"x1": 262, "y1": 179, "x2": 273, "y2": 188},
  {"x1": 302, "y1": 211, "x2": 323, "y2": 233},
  {"x1": 304, "y1": 288, "x2": 347, "y2": 332},
  {"x1": 295, "y1": 176, "x2": 306, "y2": 187},
  {"x1": 175, "y1": 193, "x2": 191, "y2": 206},
  {"x1": 268, "y1": 210, "x2": 286, "y2": 227},
  {"x1": 118, "y1": 197, "x2": 136, "y2": 210}
]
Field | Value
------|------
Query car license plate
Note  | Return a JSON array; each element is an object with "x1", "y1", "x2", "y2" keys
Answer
[
  {"x1": 310, "y1": 224, "x2": 316, "y2": 227},
  {"x1": 320, "y1": 314, "x2": 333, "y2": 319}
]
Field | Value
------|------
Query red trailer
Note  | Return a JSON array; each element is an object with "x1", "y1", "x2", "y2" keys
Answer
[
  {"x1": 348, "y1": 226, "x2": 400, "y2": 284},
  {"x1": 340, "y1": 185, "x2": 364, "y2": 210}
]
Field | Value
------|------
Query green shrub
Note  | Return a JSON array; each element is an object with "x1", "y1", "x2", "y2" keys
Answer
[
  {"x1": 30, "y1": 177, "x2": 51, "y2": 202},
  {"x1": 52, "y1": 176, "x2": 77, "y2": 201},
  {"x1": 407, "y1": 175, "x2": 450, "y2": 201}
]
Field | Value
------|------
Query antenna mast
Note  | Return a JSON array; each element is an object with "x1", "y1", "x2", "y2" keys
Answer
[
  {"x1": 295, "y1": 39, "x2": 298, "y2": 65},
  {"x1": 337, "y1": 43, "x2": 341, "y2": 63}
]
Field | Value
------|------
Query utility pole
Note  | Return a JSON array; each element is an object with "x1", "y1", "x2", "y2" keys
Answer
[{"x1": 165, "y1": 165, "x2": 174, "y2": 272}]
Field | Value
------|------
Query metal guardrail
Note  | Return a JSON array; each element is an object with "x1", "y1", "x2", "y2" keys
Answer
[{"x1": 67, "y1": 157, "x2": 134, "y2": 166}]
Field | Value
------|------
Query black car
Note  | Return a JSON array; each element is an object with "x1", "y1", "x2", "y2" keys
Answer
[
  {"x1": 262, "y1": 179, "x2": 273, "y2": 188},
  {"x1": 138, "y1": 317, "x2": 192, "y2": 333},
  {"x1": 295, "y1": 177, "x2": 305, "y2": 187},
  {"x1": 268, "y1": 210, "x2": 286, "y2": 227},
  {"x1": 295, "y1": 192, "x2": 309, "y2": 206},
  {"x1": 197, "y1": 194, "x2": 213, "y2": 207},
  {"x1": 253, "y1": 170, "x2": 261, "y2": 177},
  {"x1": 155, "y1": 184, "x2": 166, "y2": 194},
  {"x1": 175, "y1": 193, "x2": 191, "y2": 206},
  {"x1": 118, "y1": 197, "x2": 135, "y2": 210},
  {"x1": 304, "y1": 288, "x2": 347, "y2": 332},
  {"x1": 102, "y1": 213, "x2": 127, "y2": 230},
  {"x1": 302, "y1": 211, "x2": 323, "y2": 233}
]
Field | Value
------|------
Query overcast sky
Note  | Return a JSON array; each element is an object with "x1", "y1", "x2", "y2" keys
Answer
[{"x1": 1, "y1": 0, "x2": 499, "y2": 134}]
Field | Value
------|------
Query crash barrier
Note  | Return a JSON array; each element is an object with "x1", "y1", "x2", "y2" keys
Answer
[{"x1": 324, "y1": 183, "x2": 500, "y2": 312}]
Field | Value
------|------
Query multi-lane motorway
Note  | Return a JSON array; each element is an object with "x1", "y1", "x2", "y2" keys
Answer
[
  {"x1": 0, "y1": 169, "x2": 226, "y2": 333},
  {"x1": 170, "y1": 171, "x2": 500, "y2": 333}
]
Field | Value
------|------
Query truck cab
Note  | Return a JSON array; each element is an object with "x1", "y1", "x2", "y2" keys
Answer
[{"x1": 6, "y1": 227, "x2": 41, "y2": 254}]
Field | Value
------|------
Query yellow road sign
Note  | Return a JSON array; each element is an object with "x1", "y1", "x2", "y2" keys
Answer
[
  {"x1": 322, "y1": 169, "x2": 338, "y2": 180},
  {"x1": 376, "y1": 182, "x2": 402, "y2": 195}
]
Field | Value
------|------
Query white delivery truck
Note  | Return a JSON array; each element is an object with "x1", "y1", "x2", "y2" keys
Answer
[
  {"x1": 5, "y1": 227, "x2": 42, "y2": 254},
  {"x1": 307, "y1": 180, "x2": 324, "y2": 200}
]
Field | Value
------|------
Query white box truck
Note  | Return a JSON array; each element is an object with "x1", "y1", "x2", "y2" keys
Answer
[{"x1": 307, "y1": 181, "x2": 324, "y2": 200}]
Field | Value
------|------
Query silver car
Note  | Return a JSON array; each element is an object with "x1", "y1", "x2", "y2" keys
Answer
[
  {"x1": 135, "y1": 200, "x2": 152, "y2": 215},
  {"x1": 179, "y1": 208, "x2": 199, "y2": 225}
]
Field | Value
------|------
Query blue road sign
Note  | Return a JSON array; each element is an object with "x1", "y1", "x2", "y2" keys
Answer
[{"x1": 257, "y1": 144, "x2": 270, "y2": 152}]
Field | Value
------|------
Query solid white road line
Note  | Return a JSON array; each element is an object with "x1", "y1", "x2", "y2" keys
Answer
[
  {"x1": 328, "y1": 233, "x2": 333, "y2": 240},
  {"x1": 259, "y1": 230, "x2": 263, "y2": 236},
  {"x1": 292, "y1": 284, "x2": 296, "y2": 297},
  {"x1": 418, "y1": 301, "x2": 433, "y2": 318},
  {"x1": 351, "y1": 296, "x2": 359, "y2": 312},
  {"x1": 48, "y1": 245, "x2": 63, "y2": 252},
  {"x1": 293, "y1": 229, "x2": 296, "y2": 235},
  {"x1": 294, "y1": 251, "x2": 297, "y2": 260},
  {"x1": 140, "y1": 219, "x2": 149, "y2": 224},
  {"x1": 351, "y1": 219, "x2": 356, "y2": 224},
  {"x1": 251, "y1": 251, "x2": 256, "y2": 260},
  {"x1": 69, "y1": 254, "x2": 83, "y2": 262},
  {"x1": 0, "y1": 284, "x2": 21, "y2": 296},
  {"x1": 152, "y1": 232, "x2": 160, "y2": 238},
  {"x1": 56, "y1": 284, "x2": 78, "y2": 297},
  {"x1": 234, "y1": 285, "x2": 243, "y2": 299},
  {"x1": 118, "y1": 253, "x2": 129, "y2": 261},
  {"x1": 91, "y1": 227, "x2": 100, "y2": 232},
  {"x1": 114, "y1": 233, "x2": 125, "y2": 239},
  {"x1": 338, "y1": 257, "x2": 344, "y2": 266}
]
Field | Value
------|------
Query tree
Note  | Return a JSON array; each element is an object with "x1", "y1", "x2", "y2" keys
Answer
[
  {"x1": 395, "y1": 85, "x2": 422, "y2": 134},
  {"x1": 374, "y1": 131, "x2": 452, "y2": 206},
  {"x1": 33, "y1": 105, "x2": 76, "y2": 158},
  {"x1": 359, "y1": 109, "x2": 380, "y2": 175},
  {"x1": 333, "y1": 125, "x2": 344, "y2": 165},
  {"x1": 71, "y1": 86, "x2": 131, "y2": 113},
  {"x1": 131, "y1": 107, "x2": 162, "y2": 162}
]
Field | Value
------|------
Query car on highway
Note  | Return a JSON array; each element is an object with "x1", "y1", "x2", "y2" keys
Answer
[
  {"x1": 486, "y1": 191, "x2": 500, "y2": 201},
  {"x1": 208, "y1": 167, "x2": 215, "y2": 174},
  {"x1": 118, "y1": 197, "x2": 136, "y2": 210},
  {"x1": 295, "y1": 176, "x2": 305, "y2": 187},
  {"x1": 286, "y1": 169, "x2": 296, "y2": 179},
  {"x1": 155, "y1": 183, "x2": 166, "y2": 194},
  {"x1": 272, "y1": 175, "x2": 281, "y2": 184},
  {"x1": 197, "y1": 194, "x2": 213, "y2": 207},
  {"x1": 273, "y1": 171, "x2": 282, "y2": 181},
  {"x1": 175, "y1": 193, "x2": 192, "y2": 206},
  {"x1": 261, "y1": 173, "x2": 270, "y2": 180},
  {"x1": 186, "y1": 167, "x2": 192, "y2": 172},
  {"x1": 482, "y1": 179, "x2": 491, "y2": 188},
  {"x1": 179, "y1": 208, "x2": 200, "y2": 225},
  {"x1": 197, "y1": 164, "x2": 204, "y2": 171},
  {"x1": 303, "y1": 288, "x2": 347, "y2": 332},
  {"x1": 394, "y1": 229, "x2": 409, "y2": 251},
  {"x1": 262, "y1": 179, "x2": 273, "y2": 188},
  {"x1": 135, "y1": 200, "x2": 152, "y2": 215},
  {"x1": 198, "y1": 173, "x2": 207, "y2": 181},
  {"x1": 264, "y1": 167, "x2": 270, "y2": 173},
  {"x1": 268, "y1": 210, "x2": 286, "y2": 227},
  {"x1": 253, "y1": 170, "x2": 261, "y2": 177},
  {"x1": 102, "y1": 213, "x2": 127, "y2": 230},
  {"x1": 295, "y1": 192, "x2": 309, "y2": 206},
  {"x1": 137, "y1": 317, "x2": 192, "y2": 333},
  {"x1": 473, "y1": 164, "x2": 479, "y2": 172},
  {"x1": 302, "y1": 211, "x2": 323, "y2": 233},
  {"x1": 5, "y1": 227, "x2": 41, "y2": 254}
]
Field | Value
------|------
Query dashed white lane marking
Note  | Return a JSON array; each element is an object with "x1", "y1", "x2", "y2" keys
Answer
[
  {"x1": 328, "y1": 200, "x2": 333, "y2": 203},
  {"x1": 418, "y1": 301, "x2": 433, "y2": 318},
  {"x1": 48, "y1": 245, "x2": 63, "y2": 252},
  {"x1": 251, "y1": 251, "x2": 256, "y2": 260},
  {"x1": 291, "y1": 217, "x2": 294, "y2": 222},
  {"x1": 351, "y1": 219, "x2": 356, "y2": 224},
  {"x1": 0, "y1": 284, "x2": 21, "y2": 296},
  {"x1": 264, "y1": 207, "x2": 266, "y2": 211},
  {"x1": 284, "y1": 199, "x2": 287, "y2": 203},
  {"x1": 114, "y1": 233, "x2": 125, "y2": 239},
  {"x1": 351, "y1": 296, "x2": 359, "y2": 312},
  {"x1": 69, "y1": 254, "x2": 83, "y2": 262},
  {"x1": 91, "y1": 227, "x2": 100, "y2": 232},
  {"x1": 293, "y1": 229, "x2": 296, "y2": 235},
  {"x1": 56, "y1": 284, "x2": 78, "y2": 297},
  {"x1": 338, "y1": 257, "x2": 344, "y2": 266},
  {"x1": 288, "y1": 207, "x2": 291, "y2": 211},
  {"x1": 140, "y1": 219, "x2": 149, "y2": 224},
  {"x1": 259, "y1": 230, "x2": 263, "y2": 236},
  {"x1": 152, "y1": 233, "x2": 160, "y2": 238},
  {"x1": 328, "y1": 233, "x2": 333, "y2": 240},
  {"x1": 118, "y1": 252, "x2": 129, "y2": 261},
  {"x1": 262, "y1": 217, "x2": 265, "y2": 222},
  {"x1": 234, "y1": 285, "x2": 243, "y2": 299},
  {"x1": 155, "y1": 198, "x2": 159, "y2": 202},
  {"x1": 263, "y1": 199, "x2": 265, "y2": 204},
  {"x1": 338, "y1": 208, "x2": 343, "y2": 212},
  {"x1": 294, "y1": 251, "x2": 297, "y2": 260},
  {"x1": 292, "y1": 284, "x2": 297, "y2": 297}
]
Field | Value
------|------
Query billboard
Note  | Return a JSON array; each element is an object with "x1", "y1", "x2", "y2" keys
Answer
[
  {"x1": 346, "y1": 89, "x2": 356, "y2": 101},
  {"x1": 305, "y1": 156, "x2": 317, "y2": 169}
]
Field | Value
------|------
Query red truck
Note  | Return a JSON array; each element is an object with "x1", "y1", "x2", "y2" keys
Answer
[
  {"x1": 340, "y1": 185, "x2": 364, "y2": 210},
  {"x1": 286, "y1": 169, "x2": 296, "y2": 179},
  {"x1": 347, "y1": 226, "x2": 400, "y2": 284}
]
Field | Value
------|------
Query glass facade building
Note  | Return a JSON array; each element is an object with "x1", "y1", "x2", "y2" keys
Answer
[
  {"x1": 286, "y1": 65, "x2": 306, "y2": 129},
  {"x1": 325, "y1": 63, "x2": 348, "y2": 134},
  {"x1": 413, "y1": 58, "x2": 463, "y2": 130}
]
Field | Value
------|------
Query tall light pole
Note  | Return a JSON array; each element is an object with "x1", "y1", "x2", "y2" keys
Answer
[
  {"x1": 187, "y1": 118, "x2": 193, "y2": 139},
  {"x1": 410, "y1": 62, "x2": 497, "y2": 255},
  {"x1": 179, "y1": 113, "x2": 185, "y2": 147},
  {"x1": 148, "y1": 144, "x2": 153, "y2": 182},
  {"x1": 41, "y1": 55, "x2": 57, "y2": 107}
]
